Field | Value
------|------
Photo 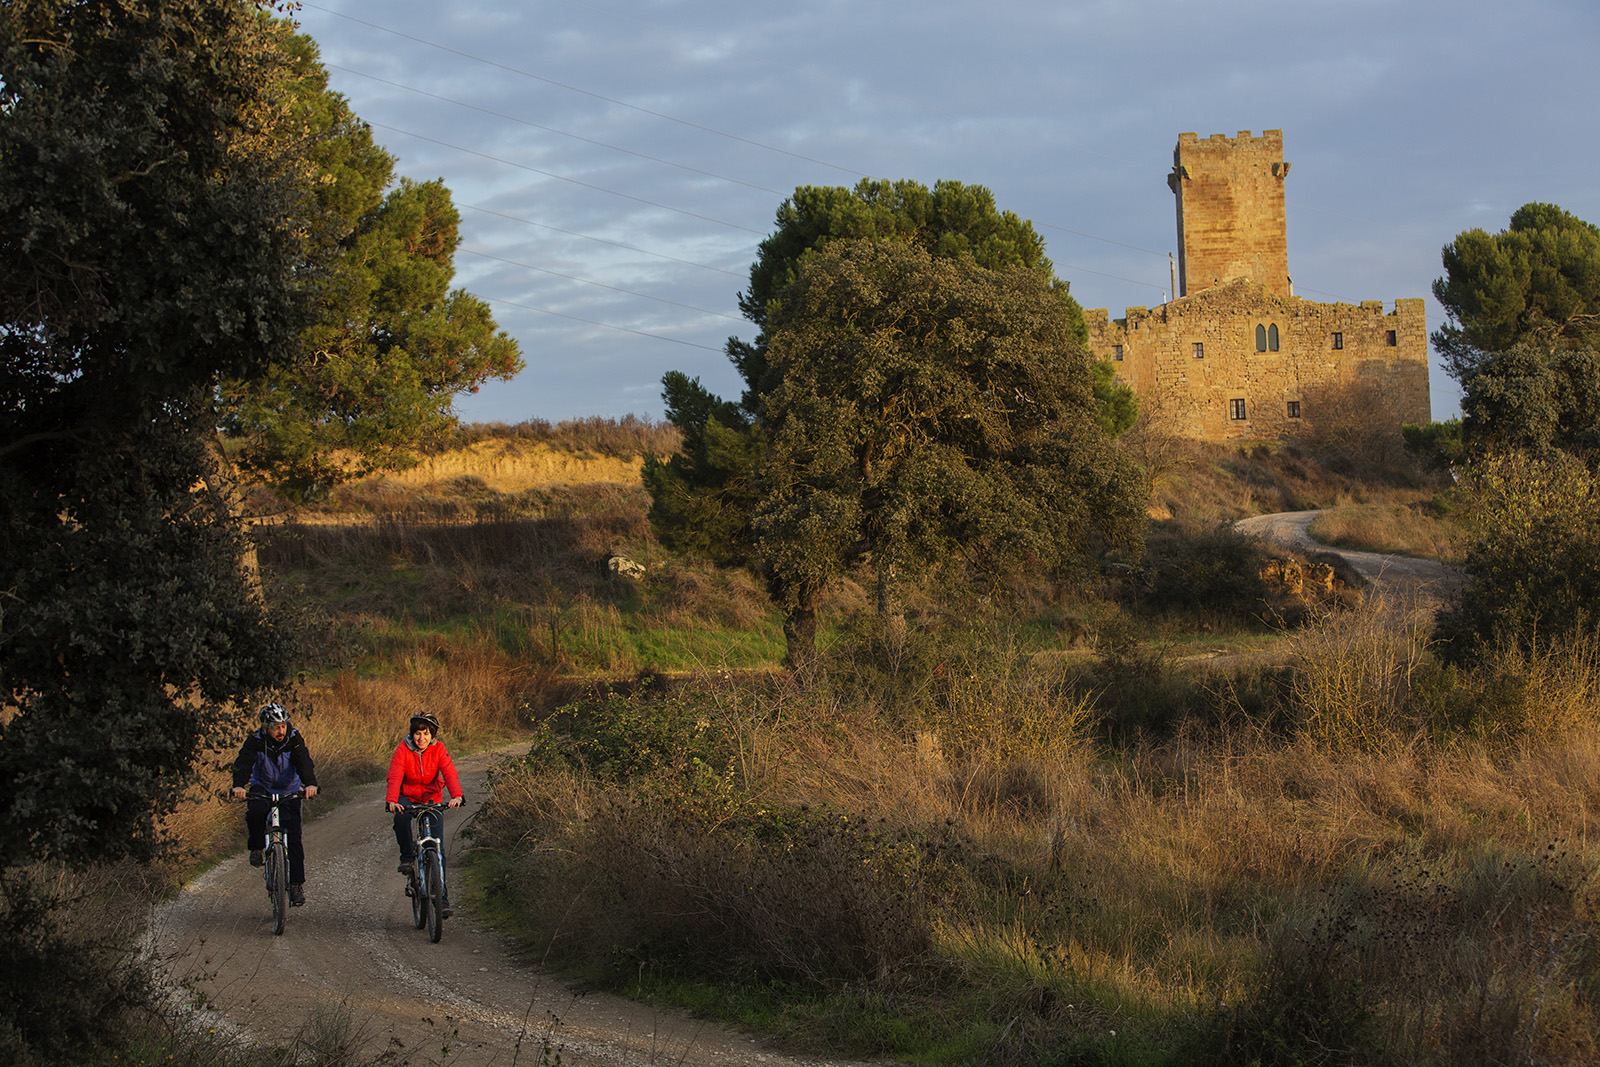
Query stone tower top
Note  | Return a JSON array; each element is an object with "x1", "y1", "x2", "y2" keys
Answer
[{"x1": 1168, "y1": 129, "x2": 1291, "y2": 299}]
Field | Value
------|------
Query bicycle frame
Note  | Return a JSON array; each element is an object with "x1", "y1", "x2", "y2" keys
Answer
[
  {"x1": 248, "y1": 789, "x2": 303, "y2": 936},
  {"x1": 401, "y1": 801, "x2": 450, "y2": 943}
]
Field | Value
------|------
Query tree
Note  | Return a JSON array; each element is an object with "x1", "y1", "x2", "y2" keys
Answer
[
  {"x1": 1433, "y1": 202, "x2": 1600, "y2": 383},
  {"x1": 221, "y1": 29, "x2": 522, "y2": 502},
  {"x1": 646, "y1": 178, "x2": 1134, "y2": 571},
  {"x1": 1433, "y1": 450, "x2": 1600, "y2": 664},
  {"x1": 0, "y1": 0, "x2": 306, "y2": 864},
  {"x1": 1457, "y1": 342, "x2": 1600, "y2": 455},
  {"x1": 753, "y1": 240, "x2": 1145, "y2": 665}
]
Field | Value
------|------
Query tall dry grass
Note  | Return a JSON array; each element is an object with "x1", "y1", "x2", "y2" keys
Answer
[
  {"x1": 1309, "y1": 498, "x2": 1462, "y2": 562},
  {"x1": 471, "y1": 612, "x2": 1600, "y2": 1065}
]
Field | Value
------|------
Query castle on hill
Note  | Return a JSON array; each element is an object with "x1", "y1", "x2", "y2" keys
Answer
[{"x1": 1085, "y1": 130, "x2": 1430, "y2": 441}]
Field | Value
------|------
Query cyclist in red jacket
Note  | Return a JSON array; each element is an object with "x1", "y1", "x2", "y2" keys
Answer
[{"x1": 385, "y1": 713, "x2": 464, "y2": 913}]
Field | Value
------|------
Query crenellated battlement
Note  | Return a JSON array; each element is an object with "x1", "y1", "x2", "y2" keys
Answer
[{"x1": 1083, "y1": 133, "x2": 1430, "y2": 442}]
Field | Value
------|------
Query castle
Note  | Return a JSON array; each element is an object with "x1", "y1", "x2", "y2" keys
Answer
[{"x1": 1085, "y1": 130, "x2": 1430, "y2": 441}]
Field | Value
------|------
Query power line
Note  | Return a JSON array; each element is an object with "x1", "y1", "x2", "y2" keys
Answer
[
  {"x1": 458, "y1": 204, "x2": 746, "y2": 278},
  {"x1": 330, "y1": 64, "x2": 787, "y2": 196},
  {"x1": 477, "y1": 293, "x2": 726, "y2": 352},
  {"x1": 302, "y1": 3, "x2": 867, "y2": 178},
  {"x1": 369, "y1": 122, "x2": 768, "y2": 235},
  {"x1": 460, "y1": 249, "x2": 744, "y2": 321}
]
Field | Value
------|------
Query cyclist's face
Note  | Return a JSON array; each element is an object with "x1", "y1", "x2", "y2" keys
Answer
[
  {"x1": 266, "y1": 722, "x2": 288, "y2": 742},
  {"x1": 412, "y1": 727, "x2": 434, "y2": 750}
]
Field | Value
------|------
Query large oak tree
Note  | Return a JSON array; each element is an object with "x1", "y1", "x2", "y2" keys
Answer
[
  {"x1": 1, "y1": 0, "x2": 309, "y2": 864},
  {"x1": 754, "y1": 240, "x2": 1144, "y2": 665}
]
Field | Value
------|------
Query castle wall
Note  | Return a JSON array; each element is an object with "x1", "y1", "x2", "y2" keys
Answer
[
  {"x1": 1170, "y1": 130, "x2": 1291, "y2": 298},
  {"x1": 1086, "y1": 283, "x2": 1430, "y2": 441}
]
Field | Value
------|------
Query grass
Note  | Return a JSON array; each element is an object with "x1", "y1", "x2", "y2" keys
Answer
[
  {"x1": 467, "y1": 614, "x2": 1600, "y2": 1066},
  {"x1": 1308, "y1": 495, "x2": 1462, "y2": 562}
]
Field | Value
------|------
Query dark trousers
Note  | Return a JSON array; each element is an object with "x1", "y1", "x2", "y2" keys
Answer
[
  {"x1": 393, "y1": 803, "x2": 448, "y2": 896},
  {"x1": 246, "y1": 796, "x2": 306, "y2": 885}
]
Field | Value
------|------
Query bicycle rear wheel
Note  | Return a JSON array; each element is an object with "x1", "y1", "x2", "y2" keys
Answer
[
  {"x1": 425, "y1": 849, "x2": 445, "y2": 943},
  {"x1": 267, "y1": 844, "x2": 287, "y2": 935}
]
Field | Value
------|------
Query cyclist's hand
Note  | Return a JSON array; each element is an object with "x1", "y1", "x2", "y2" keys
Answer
[
  {"x1": 305, "y1": 785, "x2": 319, "y2": 800},
  {"x1": 448, "y1": 796, "x2": 464, "y2": 809},
  {"x1": 387, "y1": 801, "x2": 401, "y2": 813},
  {"x1": 232, "y1": 786, "x2": 247, "y2": 800}
]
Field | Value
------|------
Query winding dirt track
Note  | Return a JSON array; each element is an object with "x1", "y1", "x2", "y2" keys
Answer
[
  {"x1": 152, "y1": 749, "x2": 879, "y2": 1067},
  {"x1": 1234, "y1": 509, "x2": 1464, "y2": 614}
]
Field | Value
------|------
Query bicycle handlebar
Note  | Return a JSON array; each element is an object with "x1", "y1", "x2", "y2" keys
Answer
[{"x1": 243, "y1": 788, "x2": 306, "y2": 803}]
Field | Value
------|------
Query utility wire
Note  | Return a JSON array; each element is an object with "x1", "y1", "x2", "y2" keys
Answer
[
  {"x1": 370, "y1": 122, "x2": 767, "y2": 235},
  {"x1": 458, "y1": 204, "x2": 746, "y2": 278},
  {"x1": 303, "y1": 3, "x2": 867, "y2": 178},
  {"x1": 461, "y1": 249, "x2": 744, "y2": 321},
  {"x1": 477, "y1": 293, "x2": 726, "y2": 352},
  {"x1": 331, "y1": 64, "x2": 787, "y2": 196}
]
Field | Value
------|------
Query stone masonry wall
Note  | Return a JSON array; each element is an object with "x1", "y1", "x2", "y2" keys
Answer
[
  {"x1": 1170, "y1": 130, "x2": 1291, "y2": 298},
  {"x1": 1086, "y1": 280, "x2": 1430, "y2": 441}
]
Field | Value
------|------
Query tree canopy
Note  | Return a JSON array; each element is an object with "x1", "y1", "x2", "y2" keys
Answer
[
  {"x1": 645, "y1": 178, "x2": 1135, "y2": 577},
  {"x1": 1433, "y1": 202, "x2": 1600, "y2": 383},
  {"x1": 221, "y1": 29, "x2": 522, "y2": 502},
  {"x1": 754, "y1": 240, "x2": 1145, "y2": 665},
  {"x1": 1, "y1": 0, "x2": 305, "y2": 863}
]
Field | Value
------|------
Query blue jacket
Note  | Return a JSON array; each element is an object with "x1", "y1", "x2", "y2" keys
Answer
[{"x1": 232, "y1": 727, "x2": 318, "y2": 793}]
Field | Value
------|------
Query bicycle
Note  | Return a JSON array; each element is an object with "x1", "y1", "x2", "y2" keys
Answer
[
  {"x1": 247, "y1": 788, "x2": 304, "y2": 936},
  {"x1": 401, "y1": 801, "x2": 450, "y2": 943}
]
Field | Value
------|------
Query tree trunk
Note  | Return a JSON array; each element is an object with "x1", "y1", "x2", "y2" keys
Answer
[{"x1": 782, "y1": 603, "x2": 818, "y2": 671}]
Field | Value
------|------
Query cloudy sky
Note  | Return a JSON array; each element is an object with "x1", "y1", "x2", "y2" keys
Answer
[{"x1": 292, "y1": 0, "x2": 1600, "y2": 426}]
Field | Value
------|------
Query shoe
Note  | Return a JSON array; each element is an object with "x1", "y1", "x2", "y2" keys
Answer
[
  {"x1": 440, "y1": 902, "x2": 453, "y2": 920},
  {"x1": 249, "y1": 850, "x2": 263, "y2": 867},
  {"x1": 397, "y1": 862, "x2": 414, "y2": 876},
  {"x1": 289, "y1": 884, "x2": 305, "y2": 906}
]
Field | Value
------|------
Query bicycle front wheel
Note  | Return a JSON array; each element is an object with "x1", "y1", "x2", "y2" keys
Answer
[
  {"x1": 411, "y1": 867, "x2": 427, "y2": 930},
  {"x1": 267, "y1": 845, "x2": 287, "y2": 936},
  {"x1": 425, "y1": 849, "x2": 445, "y2": 943}
]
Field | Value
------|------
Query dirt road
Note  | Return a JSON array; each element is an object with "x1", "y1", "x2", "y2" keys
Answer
[
  {"x1": 152, "y1": 749, "x2": 879, "y2": 1067},
  {"x1": 1234, "y1": 509, "x2": 1464, "y2": 614}
]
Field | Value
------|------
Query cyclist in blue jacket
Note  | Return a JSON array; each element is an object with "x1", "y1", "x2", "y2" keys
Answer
[{"x1": 231, "y1": 703, "x2": 319, "y2": 906}]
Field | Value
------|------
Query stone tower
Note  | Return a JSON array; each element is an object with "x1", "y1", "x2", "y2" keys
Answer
[{"x1": 1168, "y1": 130, "x2": 1292, "y2": 298}]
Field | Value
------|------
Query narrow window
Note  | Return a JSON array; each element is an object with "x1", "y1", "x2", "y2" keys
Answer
[
  {"x1": 1230, "y1": 398, "x2": 1247, "y2": 420},
  {"x1": 1112, "y1": 344, "x2": 1124, "y2": 362},
  {"x1": 1287, "y1": 401, "x2": 1301, "y2": 418},
  {"x1": 1386, "y1": 330, "x2": 1397, "y2": 346},
  {"x1": 1268, "y1": 324, "x2": 1279, "y2": 351},
  {"x1": 1193, "y1": 342, "x2": 1205, "y2": 359},
  {"x1": 1332, "y1": 332, "x2": 1344, "y2": 350},
  {"x1": 1255, "y1": 324, "x2": 1267, "y2": 352}
]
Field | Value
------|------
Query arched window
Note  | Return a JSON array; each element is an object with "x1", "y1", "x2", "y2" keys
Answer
[
  {"x1": 1268, "y1": 324, "x2": 1279, "y2": 351},
  {"x1": 1255, "y1": 324, "x2": 1267, "y2": 352}
]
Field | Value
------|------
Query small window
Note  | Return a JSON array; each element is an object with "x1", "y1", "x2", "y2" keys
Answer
[
  {"x1": 1386, "y1": 330, "x2": 1397, "y2": 346},
  {"x1": 1193, "y1": 342, "x2": 1205, "y2": 359},
  {"x1": 1268, "y1": 324, "x2": 1279, "y2": 351},
  {"x1": 1230, "y1": 398, "x2": 1247, "y2": 420},
  {"x1": 1255, "y1": 324, "x2": 1267, "y2": 352},
  {"x1": 1287, "y1": 400, "x2": 1301, "y2": 418},
  {"x1": 1332, "y1": 332, "x2": 1344, "y2": 350},
  {"x1": 1112, "y1": 344, "x2": 1124, "y2": 362}
]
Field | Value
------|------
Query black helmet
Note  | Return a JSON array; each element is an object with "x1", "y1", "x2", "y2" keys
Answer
[
  {"x1": 259, "y1": 703, "x2": 290, "y2": 727},
  {"x1": 409, "y1": 713, "x2": 440, "y2": 736}
]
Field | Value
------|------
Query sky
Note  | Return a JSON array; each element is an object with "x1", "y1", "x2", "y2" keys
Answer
[{"x1": 291, "y1": 0, "x2": 1600, "y2": 427}]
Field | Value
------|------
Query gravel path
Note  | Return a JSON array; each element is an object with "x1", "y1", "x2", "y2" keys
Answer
[{"x1": 152, "y1": 748, "x2": 884, "y2": 1067}]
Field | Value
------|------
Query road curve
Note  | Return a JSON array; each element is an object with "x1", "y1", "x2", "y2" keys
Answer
[
  {"x1": 152, "y1": 748, "x2": 881, "y2": 1067},
  {"x1": 1234, "y1": 509, "x2": 1464, "y2": 614}
]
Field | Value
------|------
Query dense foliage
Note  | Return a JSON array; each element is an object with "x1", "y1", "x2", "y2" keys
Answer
[
  {"x1": 755, "y1": 239, "x2": 1144, "y2": 663},
  {"x1": 0, "y1": 0, "x2": 305, "y2": 864},
  {"x1": 1433, "y1": 202, "x2": 1600, "y2": 383}
]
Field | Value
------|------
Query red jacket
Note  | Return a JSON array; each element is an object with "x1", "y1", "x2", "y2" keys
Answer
[{"x1": 385, "y1": 738, "x2": 463, "y2": 805}]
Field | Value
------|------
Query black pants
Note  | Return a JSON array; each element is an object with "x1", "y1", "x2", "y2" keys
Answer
[{"x1": 246, "y1": 796, "x2": 305, "y2": 885}]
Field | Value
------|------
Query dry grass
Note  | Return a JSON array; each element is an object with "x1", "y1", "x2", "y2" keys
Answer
[{"x1": 1309, "y1": 498, "x2": 1462, "y2": 562}]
